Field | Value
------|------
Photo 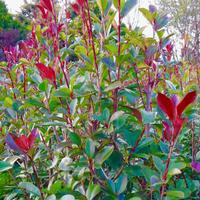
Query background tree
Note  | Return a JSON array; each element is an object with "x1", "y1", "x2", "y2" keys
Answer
[
  {"x1": 16, "y1": 0, "x2": 39, "y2": 22},
  {"x1": 0, "y1": 0, "x2": 27, "y2": 36},
  {"x1": 158, "y1": 0, "x2": 200, "y2": 64},
  {"x1": 0, "y1": 0, "x2": 31, "y2": 60}
]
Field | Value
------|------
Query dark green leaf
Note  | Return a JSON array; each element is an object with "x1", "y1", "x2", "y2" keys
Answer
[
  {"x1": 85, "y1": 139, "x2": 95, "y2": 158},
  {"x1": 69, "y1": 132, "x2": 81, "y2": 145},
  {"x1": 0, "y1": 161, "x2": 12, "y2": 172},
  {"x1": 18, "y1": 182, "x2": 41, "y2": 196}
]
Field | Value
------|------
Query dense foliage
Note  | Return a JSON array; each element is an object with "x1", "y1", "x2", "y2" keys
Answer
[{"x1": 0, "y1": 0, "x2": 199, "y2": 199}]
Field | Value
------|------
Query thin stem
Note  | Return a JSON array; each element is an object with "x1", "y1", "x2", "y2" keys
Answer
[
  {"x1": 40, "y1": 132, "x2": 53, "y2": 160},
  {"x1": 146, "y1": 68, "x2": 152, "y2": 112},
  {"x1": 82, "y1": 7, "x2": 91, "y2": 45},
  {"x1": 29, "y1": 157, "x2": 45, "y2": 200},
  {"x1": 113, "y1": 0, "x2": 121, "y2": 112},
  {"x1": 150, "y1": 188, "x2": 153, "y2": 200},
  {"x1": 88, "y1": 157, "x2": 106, "y2": 189},
  {"x1": 133, "y1": 64, "x2": 145, "y2": 108},
  {"x1": 85, "y1": 0, "x2": 100, "y2": 80},
  {"x1": 191, "y1": 121, "x2": 195, "y2": 161},
  {"x1": 59, "y1": 59, "x2": 69, "y2": 88},
  {"x1": 117, "y1": 0, "x2": 121, "y2": 80},
  {"x1": 52, "y1": 0, "x2": 59, "y2": 55},
  {"x1": 7, "y1": 70, "x2": 16, "y2": 99},
  {"x1": 22, "y1": 65, "x2": 26, "y2": 99},
  {"x1": 128, "y1": 128, "x2": 145, "y2": 162},
  {"x1": 182, "y1": 172, "x2": 188, "y2": 188},
  {"x1": 160, "y1": 142, "x2": 174, "y2": 200},
  {"x1": 113, "y1": 165, "x2": 125, "y2": 180},
  {"x1": 196, "y1": 65, "x2": 200, "y2": 89}
]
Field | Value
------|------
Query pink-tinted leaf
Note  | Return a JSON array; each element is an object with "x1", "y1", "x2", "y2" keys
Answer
[
  {"x1": 191, "y1": 161, "x2": 200, "y2": 173},
  {"x1": 173, "y1": 117, "x2": 186, "y2": 139},
  {"x1": 157, "y1": 93, "x2": 175, "y2": 121},
  {"x1": 162, "y1": 121, "x2": 171, "y2": 142},
  {"x1": 177, "y1": 91, "x2": 197, "y2": 117},
  {"x1": 57, "y1": 24, "x2": 64, "y2": 33},
  {"x1": 166, "y1": 43, "x2": 173, "y2": 53},
  {"x1": 18, "y1": 41, "x2": 28, "y2": 56},
  {"x1": 28, "y1": 129, "x2": 38, "y2": 148},
  {"x1": 66, "y1": 11, "x2": 71, "y2": 19},
  {"x1": 36, "y1": 4, "x2": 48, "y2": 19},
  {"x1": 36, "y1": 63, "x2": 56, "y2": 85},
  {"x1": 171, "y1": 95, "x2": 179, "y2": 106},
  {"x1": 71, "y1": 3, "x2": 80, "y2": 15},
  {"x1": 77, "y1": 0, "x2": 85, "y2": 7},
  {"x1": 5, "y1": 134, "x2": 22, "y2": 153},
  {"x1": 15, "y1": 135, "x2": 30, "y2": 153},
  {"x1": 40, "y1": 0, "x2": 53, "y2": 13}
]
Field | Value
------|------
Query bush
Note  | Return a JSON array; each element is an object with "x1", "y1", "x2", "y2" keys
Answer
[{"x1": 0, "y1": 0, "x2": 199, "y2": 199}]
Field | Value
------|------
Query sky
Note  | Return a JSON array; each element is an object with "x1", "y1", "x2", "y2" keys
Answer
[
  {"x1": 4, "y1": 0, "x2": 156, "y2": 36},
  {"x1": 4, "y1": 0, "x2": 29, "y2": 13}
]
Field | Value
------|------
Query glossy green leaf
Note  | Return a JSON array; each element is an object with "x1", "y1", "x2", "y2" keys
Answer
[
  {"x1": 166, "y1": 190, "x2": 185, "y2": 198},
  {"x1": 85, "y1": 139, "x2": 95, "y2": 158},
  {"x1": 59, "y1": 156, "x2": 72, "y2": 171},
  {"x1": 39, "y1": 80, "x2": 48, "y2": 91},
  {"x1": 110, "y1": 111, "x2": 124, "y2": 123},
  {"x1": 115, "y1": 175, "x2": 128, "y2": 194},
  {"x1": 105, "y1": 81, "x2": 122, "y2": 92},
  {"x1": 86, "y1": 183, "x2": 101, "y2": 200},
  {"x1": 54, "y1": 87, "x2": 70, "y2": 97},
  {"x1": 0, "y1": 161, "x2": 12, "y2": 172},
  {"x1": 18, "y1": 182, "x2": 41, "y2": 196},
  {"x1": 152, "y1": 156, "x2": 164, "y2": 174},
  {"x1": 60, "y1": 195, "x2": 75, "y2": 200},
  {"x1": 69, "y1": 132, "x2": 81, "y2": 145},
  {"x1": 95, "y1": 146, "x2": 114, "y2": 167},
  {"x1": 141, "y1": 110, "x2": 155, "y2": 124},
  {"x1": 70, "y1": 98, "x2": 78, "y2": 115},
  {"x1": 139, "y1": 8, "x2": 154, "y2": 23}
]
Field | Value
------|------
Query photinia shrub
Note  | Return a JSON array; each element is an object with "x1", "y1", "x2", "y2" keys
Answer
[{"x1": 0, "y1": 0, "x2": 199, "y2": 199}]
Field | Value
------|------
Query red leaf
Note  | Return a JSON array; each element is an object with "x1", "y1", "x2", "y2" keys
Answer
[
  {"x1": 66, "y1": 11, "x2": 71, "y2": 19},
  {"x1": 173, "y1": 117, "x2": 186, "y2": 139},
  {"x1": 15, "y1": 135, "x2": 30, "y2": 153},
  {"x1": 166, "y1": 43, "x2": 173, "y2": 53},
  {"x1": 36, "y1": 4, "x2": 49, "y2": 19},
  {"x1": 18, "y1": 41, "x2": 28, "y2": 56},
  {"x1": 40, "y1": 0, "x2": 53, "y2": 13},
  {"x1": 71, "y1": 3, "x2": 80, "y2": 15},
  {"x1": 57, "y1": 24, "x2": 64, "y2": 33},
  {"x1": 36, "y1": 63, "x2": 56, "y2": 84},
  {"x1": 162, "y1": 121, "x2": 171, "y2": 142},
  {"x1": 77, "y1": 0, "x2": 85, "y2": 7},
  {"x1": 177, "y1": 91, "x2": 197, "y2": 117},
  {"x1": 157, "y1": 93, "x2": 176, "y2": 121}
]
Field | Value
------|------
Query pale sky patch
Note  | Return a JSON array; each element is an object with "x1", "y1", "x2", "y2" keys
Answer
[
  {"x1": 4, "y1": 0, "x2": 156, "y2": 36},
  {"x1": 4, "y1": 0, "x2": 28, "y2": 13}
]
